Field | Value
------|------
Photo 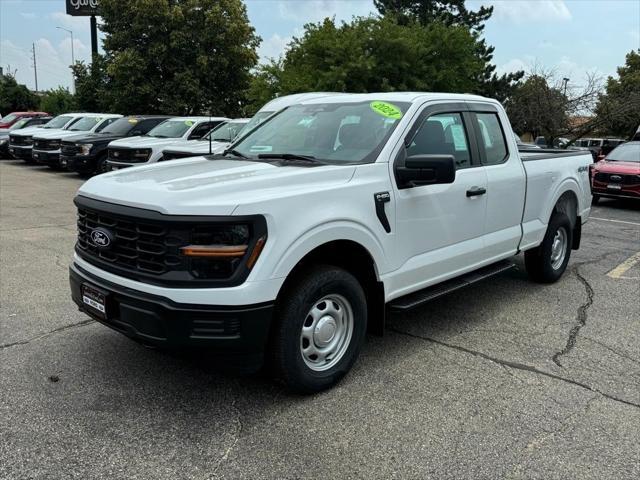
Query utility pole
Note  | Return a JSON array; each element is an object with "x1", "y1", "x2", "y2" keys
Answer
[
  {"x1": 31, "y1": 43, "x2": 38, "y2": 92},
  {"x1": 562, "y1": 77, "x2": 570, "y2": 97}
]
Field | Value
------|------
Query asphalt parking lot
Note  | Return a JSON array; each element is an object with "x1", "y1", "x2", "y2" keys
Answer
[{"x1": 1, "y1": 159, "x2": 638, "y2": 479}]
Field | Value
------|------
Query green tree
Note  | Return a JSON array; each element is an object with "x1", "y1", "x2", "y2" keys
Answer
[
  {"x1": 98, "y1": 0, "x2": 260, "y2": 116},
  {"x1": 39, "y1": 87, "x2": 77, "y2": 115},
  {"x1": 596, "y1": 49, "x2": 640, "y2": 138},
  {"x1": 0, "y1": 74, "x2": 39, "y2": 113},
  {"x1": 248, "y1": 16, "x2": 485, "y2": 112},
  {"x1": 505, "y1": 74, "x2": 567, "y2": 145},
  {"x1": 373, "y1": 0, "x2": 524, "y2": 101},
  {"x1": 72, "y1": 56, "x2": 112, "y2": 113}
]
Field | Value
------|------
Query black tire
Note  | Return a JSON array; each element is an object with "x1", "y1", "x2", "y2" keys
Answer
[
  {"x1": 271, "y1": 265, "x2": 367, "y2": 394},
  {"x1": 525, "y1": 212, "x2": 573, "y2": 283},
  {"x1": 95, "y1": 154, "x2": 109, "y2": 175},
  {"x1": 591, "y1": 194, "x2": 600, "y2": 205}
]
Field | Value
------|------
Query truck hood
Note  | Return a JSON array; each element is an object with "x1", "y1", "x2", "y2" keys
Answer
[
  {"x1": 594, "y1": 160, "x2": 640, "y2": 175},
  {"x1": 78, "y1": 158, "x2": 356, "y2": 215},
  {"x1": 109, "y1": 136, "x2": 187, "y2": 149},
  {"x1": 62, "y1": 132, "x2": 124, "y2": 145},
  {"x1": 33, "y1": 130, "x2": 91, "y2": 140},
  {"x1": 10, "y1": 126, "x2": 61, "y2": 138}
]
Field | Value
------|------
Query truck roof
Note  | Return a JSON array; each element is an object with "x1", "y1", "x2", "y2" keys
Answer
[
  {"x1": 166, "y1": 116, "x2": 228, "y2": 122},
  {"x1": 298, "y1": 92, "x2": 495, "y2": 105}
]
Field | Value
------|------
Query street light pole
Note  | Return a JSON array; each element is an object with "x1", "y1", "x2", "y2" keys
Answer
[{"x1": 56, "y1": 26, "x2": 75, "y2": 94}]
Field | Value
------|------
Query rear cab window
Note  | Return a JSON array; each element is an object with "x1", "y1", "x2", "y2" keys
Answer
[{"x1": 473, "y1": 113, "x2": 508, "y2": 165}]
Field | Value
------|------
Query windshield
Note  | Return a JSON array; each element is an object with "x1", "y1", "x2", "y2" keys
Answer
[
  {"x1": 606, "y1": 143, "x2": 639, "y2": 162},
  {"x1": 100, "y1": 117, "x2": 136, "y2": 136},
  {"x1": 1, "y1": 114, "x2": 18, "y2": 123},
  {"x1": 235, "y1": 111, "x2": 273, "y2": 139},
  {"x1": 68, "y1": 116, "x2": 102, "y2": 131},
  {"x1": 9, "y1": 119, "x2": 29, "y2": 130},
  {"x1": 232, "y1": 101, "x2": 410, "y2": 164},
  {"x1": 43, "y1": 115, "x2": 73, "y2": 129},
  {"x1": 147, "y1": 119, "x2": 193, "y2": 138},
  {"x1": 205, "y1": 121, "x2": 248, "y2": 142}
]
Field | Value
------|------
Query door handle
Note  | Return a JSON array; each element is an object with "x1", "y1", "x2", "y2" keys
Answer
[{"x1": 466, "y1": 187, "x2": 487, "y2": 197}]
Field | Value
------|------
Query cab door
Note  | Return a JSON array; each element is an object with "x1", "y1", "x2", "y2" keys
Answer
[
  {"x1": 467, "y1": 104, "x2": 526, "y2": 260},
  {"x1": 387, "y1": 103, "x2": 488, "y2": 298}
]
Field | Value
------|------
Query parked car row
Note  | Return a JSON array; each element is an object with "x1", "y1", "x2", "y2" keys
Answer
[{"x1": 2, "y1": 94, "x2": 337, "y2": 175}]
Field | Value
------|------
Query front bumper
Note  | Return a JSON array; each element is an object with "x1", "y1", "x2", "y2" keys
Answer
[
  {"x1": 8, "y1": 145, "x2": 33, "y2": 161},
  {"x1": 106, "y1": 160, "x2": 136, "y2": 171},
  {"x1": 33, "y1": 148, "x2": 62, "y2": 167},
  {"x1": 592, "y1": 181, "x2": 640, "y2": 200},
  {"x1": 63, "y1": 153, "x2": 98, "y2": 173},
  {"x1": 70, "y1": 263, "x2": 274, "y2": 359}
]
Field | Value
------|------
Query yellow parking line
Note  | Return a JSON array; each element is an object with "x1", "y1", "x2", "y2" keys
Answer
[{"x1": 607, "y1": 251, "x2": 640, "y2": 279}]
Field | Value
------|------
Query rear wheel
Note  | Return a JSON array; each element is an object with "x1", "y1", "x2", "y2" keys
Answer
[
  {"x1": 525, "y1": 212, "x2": 573, "y2": 283},
  {"x1": 271, "y1": 265, "x2": 367, "y2": 393}
]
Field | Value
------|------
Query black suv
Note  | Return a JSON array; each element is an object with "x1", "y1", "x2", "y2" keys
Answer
[{"x1": 62, "y1": 115, "x2": 169, "y2": 175}]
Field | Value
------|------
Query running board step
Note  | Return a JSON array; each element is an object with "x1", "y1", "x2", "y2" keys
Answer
[{"x1": 389, "y1": 260, "x2": 516, "y2": 311}]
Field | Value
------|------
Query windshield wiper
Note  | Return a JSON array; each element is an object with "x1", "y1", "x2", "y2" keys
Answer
[{"x1": 257, "y1": 153, "x2": 321, "y2": 163}]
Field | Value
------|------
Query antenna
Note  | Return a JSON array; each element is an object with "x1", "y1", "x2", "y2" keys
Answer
[{"x1": 209, "y1": 108, "x2": 212, "y2": 155}]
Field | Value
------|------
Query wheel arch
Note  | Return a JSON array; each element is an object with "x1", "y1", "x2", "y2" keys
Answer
[
  {"x1": 275, "y1": 238, "x2": 386, "y2": 336},
  {"x1": 550, "y1": 188, "x2": 581, "y2": 250}
]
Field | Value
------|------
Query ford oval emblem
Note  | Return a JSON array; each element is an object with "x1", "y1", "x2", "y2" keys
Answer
[
  {"x1": 610, "y1": 175, "x2": 622, "y2": 182},
  {"x1": 90, "y1": 228, "x2": 114, "y2": 249}
]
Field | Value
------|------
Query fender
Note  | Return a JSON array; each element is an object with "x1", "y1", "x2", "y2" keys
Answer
[
  {"x1": 543, "y1": 177, "x2": 583, "y2": 224},
  {"x1": 270, "y1": 220, "x2": 387, "y2": 281}
]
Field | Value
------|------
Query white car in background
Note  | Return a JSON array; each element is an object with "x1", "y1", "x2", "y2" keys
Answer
[
  {"x1": 9, "y1": 113, "x2": 87, "y2": 162},
  {"x1": 161, "y1": 118, "x2": 250, "y2": 160},
  {"x1": 106, "y1": 116, "x2": 228, "y2": 170},
  {"x1": 32, "y1": 114, "x2": 123, "y2": 169}
]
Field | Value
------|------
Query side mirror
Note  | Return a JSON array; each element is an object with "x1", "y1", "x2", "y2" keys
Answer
[{"x1": 396, "y1": 154, "x2": 456, "y2": 188}]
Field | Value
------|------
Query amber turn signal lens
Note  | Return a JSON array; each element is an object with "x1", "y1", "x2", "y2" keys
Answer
[
  {"x1": 180, "y1": 245, "x2": 247, "y2": 258},
  {"x1": 246, "y1": 236, "x2": 266, "y2": 269}
]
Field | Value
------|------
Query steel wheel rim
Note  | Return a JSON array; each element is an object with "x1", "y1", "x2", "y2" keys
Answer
[
  {"x1": 550, "y1": 226, "x2": 568, "y2": 270},
  {"x1": 300, "y1": 294, "x2": 354, "y2": 372}
]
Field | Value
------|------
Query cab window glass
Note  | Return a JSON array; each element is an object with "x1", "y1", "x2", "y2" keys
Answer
[
  {"x1": 407, "y1": 112, "x2": 471, "y2": 169},
  {"x1": 475, "y1": 113, "x2": 508, "y2": 165}
]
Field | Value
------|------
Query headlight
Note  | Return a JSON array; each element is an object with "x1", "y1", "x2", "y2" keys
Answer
[
  {"x1": 0, "y1": 139, "x2": 7, "y2": 145},
  {"x1": 180, "y1": 224, "x2": 266, "y2": 279},
  {"x1": 79, "y1": 144, "x2": 93, "y2": 155}
]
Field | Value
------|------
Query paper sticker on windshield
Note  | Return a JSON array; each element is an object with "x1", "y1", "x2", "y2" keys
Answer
[
  {"x1": 128, "y1": 118, "x2": 138, "y2": 124},
  {"x1": 370, "y1": 101, "x2": 402, "y2": 120},
  {"x1": 249, "y1": 145, "x2": 273, "y2": 153},
  {"x1": 184, "y1": 120, "x2": 194, "y2": 126}
]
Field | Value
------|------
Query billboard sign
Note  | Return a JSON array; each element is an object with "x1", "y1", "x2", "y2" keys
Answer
[{"x1": 65, "y1": 0, "x2": 99, "y2": 16}]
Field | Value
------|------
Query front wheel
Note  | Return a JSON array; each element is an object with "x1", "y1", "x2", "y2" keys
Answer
[
  {"x1": 525, "y1": 212, "x2": 573, "y2": 283},
  {"x1": 271, "y1": 265, "x2": 367, "y2": 393},
  {"x1": 591, "y1": 194, "x2": 600, "y2": 205}
]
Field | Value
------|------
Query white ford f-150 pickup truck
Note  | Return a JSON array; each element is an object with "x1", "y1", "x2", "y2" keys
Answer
[{"x1": 69, "y1": 92, "x2": 592, "y2": 393}]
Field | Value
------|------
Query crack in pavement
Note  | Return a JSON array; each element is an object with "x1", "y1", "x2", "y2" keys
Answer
[
  {"x1": 389, "y1": 327, "x2": 640, "y2": 409},
  {"x1": 209, "y1": 390, "x2": 244, "y2": 479},
  {"x1": 552, "y1": 268, "x2": 594, "y2": 367},
  {"x1": 0, "y1": 319, "x2": 94, "y2": 350}
]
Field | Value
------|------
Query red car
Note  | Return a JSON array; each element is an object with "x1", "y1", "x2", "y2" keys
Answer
[
  {"x1": 0, "y1": 111, "x2": 49, "y2": 129},
  {"x1": 591, "y1": 141, "x2": 640, "y2": 203}
]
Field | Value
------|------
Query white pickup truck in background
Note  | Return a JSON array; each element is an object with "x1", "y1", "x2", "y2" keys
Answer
[
  {"x1": 161, "y1": 118, "x2": 250, "y2": 161},
  {"x1": 106, "y1": 116, "x2": 228, "y2": 169},
  {"x1": 70, "y1": 92, "x2": 592, "y2": 393}
]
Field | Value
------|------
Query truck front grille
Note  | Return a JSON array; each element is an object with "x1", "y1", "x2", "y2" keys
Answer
[
  {"x1": 61, "y1": 142, "x2": 80, "y2": 156},
  {"x1": 9, "y1": 135, "x2": 30, "y2": 146},
  {"x1": 33, "y1": 139, "x2": 60, "y2": 150},
  {"x1": 108, "y1": 147, "x2": 151, "y2": 163}
]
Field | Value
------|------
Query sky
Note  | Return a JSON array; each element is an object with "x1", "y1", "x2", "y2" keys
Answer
[{"x1": 1, "y1": 0, "x2": 639, "y2": 93}]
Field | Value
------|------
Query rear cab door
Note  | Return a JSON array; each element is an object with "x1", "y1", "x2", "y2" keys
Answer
[{"x1": 466, "y1": 102, "x2": 526, "y2": 260}]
